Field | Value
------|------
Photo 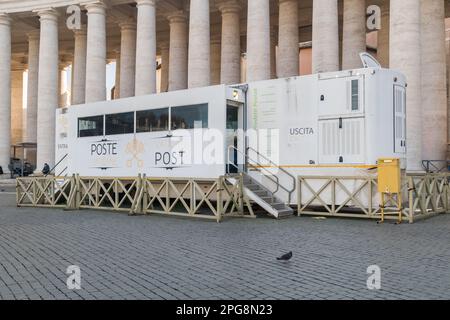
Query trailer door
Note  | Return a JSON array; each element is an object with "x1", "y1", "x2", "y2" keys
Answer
[
  {"x1": 226, "y1": 105, "x2": 240, "y2": 173},
  {"x1": 318, "y1": 119, "x2": 341, "y2": 164},
  {"x1": 339, "y1": 117, "x2": 365, "y2": 164}
]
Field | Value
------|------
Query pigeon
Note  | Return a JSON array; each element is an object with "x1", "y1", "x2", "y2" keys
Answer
[{"x1": 277, "y1": 251, "x2": 293, "y2": 261}]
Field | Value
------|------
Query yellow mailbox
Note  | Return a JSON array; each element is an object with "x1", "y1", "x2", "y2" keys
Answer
[{"x1": 377, "y1": 158, "x2": 401, "y2": 194}]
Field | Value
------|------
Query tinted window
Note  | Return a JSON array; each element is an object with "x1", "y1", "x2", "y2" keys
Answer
[
  {"x1": 171, "y1": 104, "x2": 208, "y2": 130},
  {"x1": 105, "y1": 112, "x2": 134, "y2": 135},
  {"x1": 136, "y1": 108, "x2": 169, "y2": 133},
  {"x1": 226, "y1": 106, "x2": 238, "y2": 130},
  {"x1": 78, "y1": 116, "x2": 104, "y2": 137}
]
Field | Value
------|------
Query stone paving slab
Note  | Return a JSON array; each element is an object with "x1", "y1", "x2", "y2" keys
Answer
[{"x1": 0, "y1": 192, "x2": 450, "y2": 300}]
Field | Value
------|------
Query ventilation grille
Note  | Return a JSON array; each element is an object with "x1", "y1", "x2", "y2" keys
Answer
[
  {"x1": 321, "y1": 120, "x2": 340, "y2": 156},
  {"x1": 319, "y1": 118, "x2": 364, "y2": 164},
  {"x1": 341, "y1": 119, "x2": 362, "y2": 156}
]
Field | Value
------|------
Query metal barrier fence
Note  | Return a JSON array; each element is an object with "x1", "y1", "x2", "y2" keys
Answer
[
  {"x1": 297, "y1": 173, "x2": 450, "y2": 223},
  {"x1": 16, "y1": 174, "x2": 255, "y2": 222},
  {"x1": 16, "y1": 173, "x2": 449, "y2": 223},
  {"x1": 16, "y1": 175, "x2": 74, "y2": 208}
]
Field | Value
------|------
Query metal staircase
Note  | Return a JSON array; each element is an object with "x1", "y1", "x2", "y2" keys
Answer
[{"x1": 227, "y1": 146, "x2": 296, "y2": 219}]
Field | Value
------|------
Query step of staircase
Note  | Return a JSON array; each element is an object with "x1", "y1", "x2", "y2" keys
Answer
[{"x1": 227, "y1": 174, "x2": 294, "y2": 219}]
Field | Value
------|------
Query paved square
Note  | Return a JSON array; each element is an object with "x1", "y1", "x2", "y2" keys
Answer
[{"x1": 0, "y1": 190, "x2": 450, "y2": 300}]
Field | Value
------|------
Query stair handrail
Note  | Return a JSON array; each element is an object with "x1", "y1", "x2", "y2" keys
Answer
[
  {"x1": 246, "y1": 147, "x2": 296, "y2": 204},
  {"x1": 227, "y1": 146, "x2": 280, "y2": 197},
  {"x1": 56, "y1": 166, "x2": 68, "y2": 178},
  {"x1": 45, "y1": 153, "x2": 68, "y2": 177}
]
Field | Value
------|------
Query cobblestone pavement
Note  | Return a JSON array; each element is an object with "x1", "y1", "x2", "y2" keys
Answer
[{"x1": 0, "y1": 190, "x2": 450, "y2": 300}]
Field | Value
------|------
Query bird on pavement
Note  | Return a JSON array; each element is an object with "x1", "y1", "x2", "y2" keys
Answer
[{"x1": 277, "y1": 251, "x2": 293, "y2": 261}]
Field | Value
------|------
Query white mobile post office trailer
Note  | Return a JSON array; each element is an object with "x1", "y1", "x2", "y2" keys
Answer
[{"x1": 55, "y1": 54, "x2": 406, "y2": 215}]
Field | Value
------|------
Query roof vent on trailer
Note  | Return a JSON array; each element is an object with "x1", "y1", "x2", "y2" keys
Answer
[{"x1": 359, "y1": 52, "x2": 382, "y2": 69}]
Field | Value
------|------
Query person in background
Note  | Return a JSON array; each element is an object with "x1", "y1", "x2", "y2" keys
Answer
[{"x1": 42, "y1": 163, "x2": 50, "y2": 175}]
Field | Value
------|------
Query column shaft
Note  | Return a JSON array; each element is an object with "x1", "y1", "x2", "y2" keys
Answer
[
  {"x1": 312, "y1": 0, "x2": 339, "y2": 73},
  {"x1": 218, "y1": 1, "x2": 241, "y2": 85},
  {"x1": 11, "y1": 70, "x2": 23, "y2": 146},
  {"x1": 421, "y1": 0, "x2": 447, "y2": 161},
  {"x1": 71, "y1": 26, "x2": 87, "y2": 105},
  {"x1": 447, "y1": 20, "x2": 450, "y2": 151},
  {"x1": 378, "y1": 0, "x2": 390, "y2": 68},
  {"x1": 210, "y1": 38, "x2": 221, "y2": 85},
  {"x1": 168, "y1": 12, "x2": 188, "y2": 91},
  {"x1": 160, "y1": 43, "x2": 169, "y2": 92},
  {"x1": 278, "y1": 0, "x2": 299, "y2": 78},
  {"x1": 120, "y1": 22, "x2": 137, "y2": 98},
  {"x1": 188, "y1": 0, "x2": 211, "y2": 88},
  {"x1": 26, "y1": 31, "x2": 39, "y2": 143},
  {"x1": 390, "y1": 0, "x2": 421, "y2": 170},
  {"x1": 114, "y1": 51, "x2": 120, "y2": 99},
  {"x1": 0, "y1": 14, "x2": 11, "y2": 171},
  {"x1": 135, "y1": 0, "x2": 157, "y2": 95},
  {"x1": 270, "y1": 28, "x2": 277, "y2": 79},
  {"x1": 36, "y1": 9, "x2": 59, "y2": 169},
  {"x1": 246, "y1": 0, "x2": 271, "y2": 82},
  {"x1": 342, "y1": 0, "x2": 366, "y2": 70},
  {"x1": 85, "y1": 2, "x2": 106, "y2": 103}
]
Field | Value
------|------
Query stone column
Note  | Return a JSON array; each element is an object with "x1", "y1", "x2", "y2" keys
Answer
[
  {"x1": 11, "y1": 69, "x2": 23, "y2": 146},
  {"x1": 188, "y1": 0, "x2": 211, "y2": 88},
  {"x1": 114, "y1": 49, "x2": 120, "y2": 99},
  {"x1": 0, "y1": 13, "x2": 11, "y2": 171},
  {"x1": 312, "y1": 0, "x2": 339, "y2": 73},
  {"x1": 26, "y1": 30, "x2": 39, "y2": 144},
  {"x1": 278, "y1": 0, "x2": 299, "y2": 78},
  {"x1": 85, "y1": 1, "x2": 106, "y2": 103},
  {"x1": 210, "y1": 37, "x2": 221, "y2": 85},
  {"x1": 135, "y1": 0, "x2": 157, "y2": 96},
  {"x1": 168, "y1": 11, "x2": 188, "y2": 91},
  {"x1": 378, "y1": 0, "x2": 390, "y2": 68},
  {"x1": 217, "y1": 0, "x2": 241, "y2": 85},
  {"x1": 447, "y1": 20, "x2": 450, "y2": 153},
  {"x1": 421, "y1": 0, "x2": 447, "y2": 162},
  {"x1": 160, "y1": 42, "x2": 169, "y2": 92},
  {"x1": 246, "y1": 0, "x2": 271, "y2": 82},
  {"x1": 71, "y1": 26, "x2": 87, "y2": 105},
  {"x1": 119, "y1": 20, "x2": 137, "y2": 98},
  {"x1": 342, "y1": 0, "x2": 366, "y2": 70},
  {"x1": 35, "y1": 9, "x2": 59, "y2": 169},
  {"x1": 390, "y1": 0, "x2": 421, "y2": 170}
]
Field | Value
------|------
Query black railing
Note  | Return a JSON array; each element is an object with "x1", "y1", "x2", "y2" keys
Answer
[
  {"x1": 421, "y1": 160, "x2": 450, "y2": 173},
  {"x1": 227, "y1": 146, "x2": 296, "y2": 204}
]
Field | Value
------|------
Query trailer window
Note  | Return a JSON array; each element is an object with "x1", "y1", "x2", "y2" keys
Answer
[
  {"x1": 78, "y1": 115, "x2": 104, "y2": 137},
  {"x1": 171, "y1": 104, "x2": 208, "y2": 130},
  {"x1": 351, "y1": 79, "x2": 359, "y2": 111},
  {"x1": 105, "y1": 112, "x2": 134, "y2": 135},
  {"x1": 136, "y1": 108, "x2": 169, "y2": 133}
]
